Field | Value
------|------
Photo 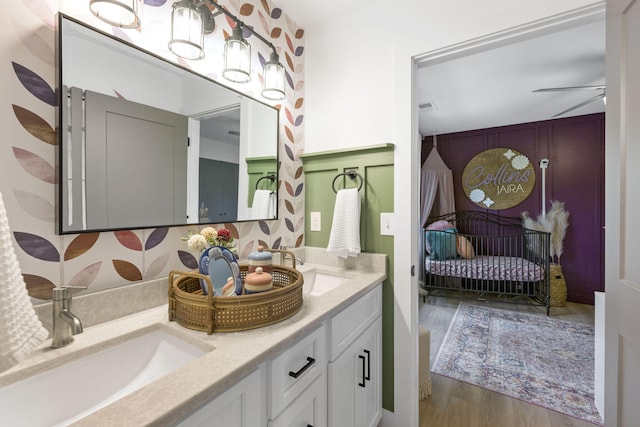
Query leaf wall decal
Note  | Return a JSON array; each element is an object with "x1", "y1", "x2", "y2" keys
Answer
[
  {"x1": 295, "y1": 115, "x2": 304, "y2": 126},
  {"x1": 295, "y1": 183, "x2": 304, "y2": 197},
  {"x1": 12, "y1": 105, "x2": 55, "y2": 145},
  {"x1": 144, "y1": 0, "x2": 168, "y2": 5},
  {"x1": 260, "y1": 0, "x2": 269, "y2": 14},
  {"x1": 224, "y1": 223, "x2": 240, "y2": 238},
  {"x1": 286, "y1": 71, "x2": 294, "y2": 90},
  {"x1": 272, "y1": 237, "x2": 281, "y2": 249},
  {"x1": 67, "y1": 262, "x2": 102, "y2": 288},
  {"x1": 145, "y1": 228, "x2": 169, "y2": 250},
  {"x1": 239, "y1": 241, "x2": 255, "y2": 259},
  {"x1": 295, "y1": 80, "x2": 304, "y2": 91},
  {"x1": 285, "y1": 34, "x2": 294, "y2": 52},
  {"x1": 285, "y1": 108, "x2": 294, "y2": 125},
  {"x1": 284, "y1": 144, "x2": 294, "y2": 161},
  {"x1": 295, "y1": 46, "x2": 304, "y2": 57},
  {"x1": 258, "y1": 239, "x2": 269, "y2": 248},
  {"x1": 295, "y1": 216, "x2": 304, "y2": 231},
  {"x1": 257, "y1": 11, "x2": 269, "y2": 33},
  {"x1": 240, "y1": 3, "x2": 254, "y2": 15},
  {"x1": 12, "y1": 189, "x2": 54, "y2": 222},
  {"x1": 285, "y1": 218, "x2": 294, "y2": 232},
  {"x1": 271, "y1": 27, "x2": 282, "y2": 39},
  {"x1": 14, "y1": 232, "x2": 59, "y2": 262},
  {"x1": 285, "y1": 200, "x2": 295, "y2": 215},
  {"x1": 64, "y1": 233, "x2": 100, "y2": 261},
  {"x1": 295, "y1": 166, "x2": 303, "y2": 179},
  {"x1": 295, "y1": 234, "x2": 304, "y2": 247},
  {"x1": 115, "y1": 231, "x2": 143, "y2": 251},
  {"x1": 12, "y1": 62, "x2": 56, "y2": 106},
  {"x1": 12, "y1": 147, "x2": 57, "y2": 184},
  {"x1": 295, "y1": 29, "x2": 304, "y2": 39},
  {"x1": 271, "y1": 7, "x2": 282, "y2": 19},
  {"x1": 258, "y1": 221, "x2": 270, "y2": 235},
  {"x1": 285, "y1": 52, "x2": 294, "y2": 71},
  {"x1": 13, "y1": 23, "x2": 55, "y2": 67},
  {"x1": 113, "y1": 259, "x2": 143, "y2": 282},
  {"x1": 258, "y1": 51, "x2": 267, "y2": 68},
  {"x1": 24, "y1": 274, "x2": 55, "y2": 300},
  {"x1": 21, "y1": 0, "x2": 55, "y2": 28},
  {"x1": 285, "y1": 182, "x2": 294, "y2": 197},
  {"x1": 284, "y1": 126, "x2": 294, "y2": 143},
  {"x1": 145, "y1": 252, "x2": 170, "y2": 278},
  {"x1": 295, "y1": 98, "x2": 304, "y2": 109},
  {"x1": 178, "y1": 250, "x2": 198, "y2": 270}
]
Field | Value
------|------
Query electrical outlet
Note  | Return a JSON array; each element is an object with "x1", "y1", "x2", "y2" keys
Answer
[{"x1": 310, "y1": 211, "x2": 321, "y2": 231}]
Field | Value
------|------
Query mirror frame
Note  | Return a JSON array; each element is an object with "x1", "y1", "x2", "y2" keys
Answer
[{"x1": 56, "y1": 13, "x2": 279, "y2": 234}]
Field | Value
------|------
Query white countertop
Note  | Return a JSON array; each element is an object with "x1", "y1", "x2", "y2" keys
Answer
[{"x1": 0, "y1": 249, "x2": 386, "y2": 426}]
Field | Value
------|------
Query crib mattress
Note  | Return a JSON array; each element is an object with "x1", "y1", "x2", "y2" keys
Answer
[{"x1": 425, "y1": 255, "x2": 545, "y2": 282}]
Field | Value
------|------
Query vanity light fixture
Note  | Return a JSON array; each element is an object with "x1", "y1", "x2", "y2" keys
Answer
[
  {"x1": 89, "y1": 0, "x2": 141, "y2": 29},
  {"x1": 89, "y1": 0, "x2": 286, "y2": 99},
  {"x1": 222, "y1": 23, "x2": 251, "y2": 83},
  {"x1": 168, "y1": 0, "x2": 217, "y2": 60}
]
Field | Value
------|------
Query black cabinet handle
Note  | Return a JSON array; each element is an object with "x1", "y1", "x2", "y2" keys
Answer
[
  {"x1": 289, "y1": 357, "x2": 315, "y2": 379},
  {"x1": 358, "y1": 354, "x2": 366, "y2": 387},
  {"x1": 364, "y1": 349, "x2": 371, "y2": 381}
]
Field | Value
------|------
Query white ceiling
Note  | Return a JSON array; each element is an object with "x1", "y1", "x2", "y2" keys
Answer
[{"x1": 274, "y1": 2, "x2": 605, "y2": 136}]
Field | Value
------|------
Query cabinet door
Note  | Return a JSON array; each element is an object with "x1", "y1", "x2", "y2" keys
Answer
[
  {"x1": 177, "y1": 365, "x2": 265, "y2": 427},
  {"x1": 328, "y1": 318, "x2": 381, "y2": 427}
]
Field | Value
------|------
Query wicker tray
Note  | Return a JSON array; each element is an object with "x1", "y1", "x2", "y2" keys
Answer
[{"x1": 168, "y1": 265, "x2": 303, "y2": 334}]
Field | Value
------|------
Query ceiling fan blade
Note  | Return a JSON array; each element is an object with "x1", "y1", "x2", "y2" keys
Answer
[
  {"x1": 533, "y1": 85, "x2": 606, "y2": 93},
  {"x1": 552, "y1": 93, "x2": 605, "y2": 118}
]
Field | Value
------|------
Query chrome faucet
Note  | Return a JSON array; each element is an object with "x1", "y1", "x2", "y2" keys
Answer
[{"x1": 51, "y1": 286, "x2": 86, "y2": 348}]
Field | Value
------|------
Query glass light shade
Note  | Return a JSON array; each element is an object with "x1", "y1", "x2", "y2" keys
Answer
[
  {"x1": 262, "y1": 53, "x2": 285, "y2": 100},
  {"x1": 89, "y1": 0, "x2": 140, "y2": 29},
  {"x1": 168, "y1": 1, "x2": 205, "y2": 60},
  {"x1": 223, "y1": 26, "x2": 251, "y2": 83}
]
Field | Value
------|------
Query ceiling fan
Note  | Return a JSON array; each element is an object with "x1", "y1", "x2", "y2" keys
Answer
[{"x1": 533, "y1": 85, "x2": 606, "y2": 118}]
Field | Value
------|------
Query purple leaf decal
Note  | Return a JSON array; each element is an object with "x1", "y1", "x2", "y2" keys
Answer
[
  {"x1": 114, "y1": 231, "x2": 143, "y2": 251},
  {"x1": 284, "y1": 144, "x2": 294, "y2": 161},
  {"x1": 178, "y1": 250, "x2": 198, "y2": 270},
  {"x1": 295, "y1": 46, "x2": 304, "y2": 57},
  {"x1": 12, "y1": 62, "x2": 56, "y2": 106},
  {"x1": 258, "y1": 51, "x2": 267, "y2": 68},
  {"x1": 12, "y1": 147, "x2": 57, "y2": 184},
  {"x1": 285, "y1": 70, "x2": 294, "y2": 90},
  {"x1": 12, "y1": 105, "x2": 56, "y2": 145},
  {"x1": 67, "y1": 262, "x2": 102, "y2": 288},
  {"x1": 144, "y1": 0, "x2": 168, "y2": 6},
  {"x1": 294, "y1": 183, "x2": 304, "y2": 197},
  {"x1": 145, "y1": 253, "x2": 170, "y2": 278},
  {"x1": 285, "y1": 218, "x2": 294, "y2": 232},
  {"x1": 295, "y1": 115, "x2": 304, "y2": 126},
  {"x1": 271, "y1": 8, "x2": 282, "y2": 19},
  {"x1": 272, "y1": 237, "x2": 281, "y2": 249},
  {"x1": 259, "y1": 221, "x2": 271, "y2": 235},
  {"x1": 14, "y1": 232, "x2": 59, "y2": 262},
  {"x1": 13, "y1": 189, "x2": 54, "y2": 222},
  {"x1": 146, "y1": 228, "x2": 169, "y2": 250},
  {"x1": 113, "y1": 260, "x2": 143, "y2": 282}
]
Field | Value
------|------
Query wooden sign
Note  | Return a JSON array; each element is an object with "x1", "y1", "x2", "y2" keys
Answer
[{"x1": 462, "y1": 148, "x2": 535, "y2": 210}]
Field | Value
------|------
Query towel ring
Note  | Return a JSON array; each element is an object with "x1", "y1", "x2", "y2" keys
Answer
[
  {"x1": 332, "y1": 170, "x2": 363, "y2": 194},
  {"x1": 255, "y1": 174, "x2": 276, "y2": 190}
]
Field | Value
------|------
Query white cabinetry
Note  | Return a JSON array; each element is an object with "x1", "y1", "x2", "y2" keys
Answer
[
  {"x1": 328, "y1": 286, "x2": 382, "y2": 427},
  {"x1": 177, "y1": 364, "x2": 266, "y2": 427}
]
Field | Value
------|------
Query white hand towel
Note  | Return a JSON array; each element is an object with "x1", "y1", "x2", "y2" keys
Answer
[
  {"x1": 0, "y1": 192, "x2": 49, "y2": 373},
  {"x1": 327, "y1": 188, "x2": 361, "y2": 258},
  {"x1": 252, "y1": 189, "x2": 272, "y2": 219}
]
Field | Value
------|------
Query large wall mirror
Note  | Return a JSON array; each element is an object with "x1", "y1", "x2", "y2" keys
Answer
[{"x1": 58, "y1": 14, "x2": 278, "y2": 234}]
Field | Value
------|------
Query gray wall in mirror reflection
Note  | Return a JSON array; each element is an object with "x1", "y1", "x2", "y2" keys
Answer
[{"x1": 59, "y1": 15, "x2": 278, "y2": 234}]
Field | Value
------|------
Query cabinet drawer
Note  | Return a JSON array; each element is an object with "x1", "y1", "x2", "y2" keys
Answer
[
  {"x1": 329, "y1": 284, "x2": 381, "y2": 361},
  {"x1": 269, "y1": 372, "x2": 327, "y2": 427},
  {"x1": 270, "y1": 324, "x2": 326, "y2": 417}
]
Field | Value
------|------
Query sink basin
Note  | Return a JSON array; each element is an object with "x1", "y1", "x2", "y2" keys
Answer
[
  {"x1": 0, "y1": 326, "x2": 209, "y2": 426},
  {"x1": 302, "y1": 269, "x2": 352, "y2": 296}
]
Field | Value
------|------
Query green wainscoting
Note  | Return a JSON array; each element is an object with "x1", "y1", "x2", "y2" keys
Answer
[{"x1": 301, "y1": 143, "x2": 395, "y2": 411}]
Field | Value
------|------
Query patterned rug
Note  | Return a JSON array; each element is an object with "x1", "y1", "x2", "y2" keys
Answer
[{"x1": 432, "y1": 303, "x2": 602, "y2": 425}]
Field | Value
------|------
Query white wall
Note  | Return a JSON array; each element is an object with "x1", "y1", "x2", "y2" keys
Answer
[{"x1": 301, "y1": 1, "x2": 603, "y2": 425}]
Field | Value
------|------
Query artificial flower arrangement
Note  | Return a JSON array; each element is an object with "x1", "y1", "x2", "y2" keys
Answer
[
  {"x1": 521, "y1": 200, "x2": 570, "y2": 264},
  {"x1": 183, "y1": 226, "x2": 238, "y2": 258}
]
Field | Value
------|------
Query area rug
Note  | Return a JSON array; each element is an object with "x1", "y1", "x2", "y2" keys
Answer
[{"x1": 432, "y1": 303, "x2": 602, "y2": 425}]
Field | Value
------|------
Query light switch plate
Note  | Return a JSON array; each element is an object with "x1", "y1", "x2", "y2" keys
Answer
[
  {"x1": 380, "y1": 213, "x2": 394, "y2": 236},
  {"x1": 310, "y1": 211, "x2": 321, "y2": 231}
]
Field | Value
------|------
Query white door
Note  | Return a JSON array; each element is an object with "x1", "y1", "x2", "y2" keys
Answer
[{"x1": 604, "y1": 0, "x2": 640, "y2": 425}]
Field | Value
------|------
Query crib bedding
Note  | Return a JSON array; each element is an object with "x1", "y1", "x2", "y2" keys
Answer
[{"x1": 425, "y1": 255, "x2": 545, "y2": 282}]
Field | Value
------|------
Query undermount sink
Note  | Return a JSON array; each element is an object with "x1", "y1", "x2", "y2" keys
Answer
[
  {"x1": 0, "y1": 326, "x2": 210, "y2": 427},
  {"x1": 302, "y1": 269, "x2": 353, "y2": 296}
]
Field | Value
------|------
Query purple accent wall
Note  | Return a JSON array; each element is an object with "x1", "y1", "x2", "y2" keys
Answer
[{"x1": 422, "y1": 113, "x2": 605, "y2": 304}]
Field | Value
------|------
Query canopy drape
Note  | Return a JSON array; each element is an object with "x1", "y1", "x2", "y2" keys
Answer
[{"x1": 420, "y1": 147, "x2": 455, "y2": 227}]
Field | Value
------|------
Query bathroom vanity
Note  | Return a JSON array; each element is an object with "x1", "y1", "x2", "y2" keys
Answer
[{"x1": 0, "y1": 248, "x2": 385, "y2": 426}]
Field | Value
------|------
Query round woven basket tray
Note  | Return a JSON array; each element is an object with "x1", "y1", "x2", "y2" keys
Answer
[{"x1": 168, "y1": 265, "x2": 303, "y2": 334}]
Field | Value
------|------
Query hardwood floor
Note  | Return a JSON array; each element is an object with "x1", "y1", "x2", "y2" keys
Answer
[{"x1": 418, "y1": 295, "x2": 599, "y2": 427}]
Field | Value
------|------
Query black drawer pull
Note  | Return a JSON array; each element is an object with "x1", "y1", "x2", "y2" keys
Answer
[
  {"x1": 364, "y1": 349, "x2": 371, "y2": 381},
  {"x1": 358, "y1": 354, "x2": 366, "y2": 387},
  {"x1": 289, "y1": 357, "x2": 316, "y2": 379}
]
